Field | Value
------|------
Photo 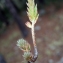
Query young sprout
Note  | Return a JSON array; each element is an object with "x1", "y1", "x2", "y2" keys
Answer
[
  {"x1": 23, "y1": 52, "x2": 33, "y2": 61},
  {"x1": 26, "y1": 0, "x2": 39, "y2": 62},
  {"x1": 17, "y1": 39, "x2": 31, "y2": 52},
  {"x1": 17, "y1": 0, "x2": 39, "y2": 63},
  {"x1": 26, "y1": 0, "x2": 39, "y2": 24}
]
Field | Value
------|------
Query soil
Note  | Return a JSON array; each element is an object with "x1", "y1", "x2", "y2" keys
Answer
[{"x1": 0, "y1": 7, "x2": 63, "y2": 63}]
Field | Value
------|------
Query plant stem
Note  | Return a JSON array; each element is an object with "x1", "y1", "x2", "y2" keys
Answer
[{"x1": 31, "y1": 22, "x2": 38, "y2": 61}]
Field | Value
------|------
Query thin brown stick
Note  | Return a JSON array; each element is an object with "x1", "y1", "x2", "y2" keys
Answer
[{"x1": 31, "y1": 22, "x2": 38, "y2": 62}]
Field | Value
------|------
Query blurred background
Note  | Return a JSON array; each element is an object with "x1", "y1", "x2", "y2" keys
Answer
[{"x1": 0, "y1": 0, "x2": 63, "y2": 63}]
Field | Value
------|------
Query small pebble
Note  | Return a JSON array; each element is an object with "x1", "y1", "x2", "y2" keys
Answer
[
  {"x1": 49, "y1": 59, "x2": 54, "y2": 63},
  {"x1": 35, "y1": 26, "x2": 41, "y2": 31}
]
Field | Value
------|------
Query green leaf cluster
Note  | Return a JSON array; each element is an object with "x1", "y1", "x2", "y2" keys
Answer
[
  {"x1": 17, "y1": 39, "x2": 33, "y2": 61},
  {"x1": 27, "y1": 0, "x2": 39, "y2": 24},
  {"x1": 17, "y1": 39, "x2": 31, "y2": 52},
  {"x1": 23, "y1": 52, "x2": 33, "y2": 61}
]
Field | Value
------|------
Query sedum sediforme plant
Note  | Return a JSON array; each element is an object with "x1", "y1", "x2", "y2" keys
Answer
[{"x1": 17, "y1": 0, "x2": 39, "y2": 63}]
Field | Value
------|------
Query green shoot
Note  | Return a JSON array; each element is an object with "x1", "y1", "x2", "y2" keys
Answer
[{"x1": 17, "y1": 0, "x2": 39, "y2": 63}]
